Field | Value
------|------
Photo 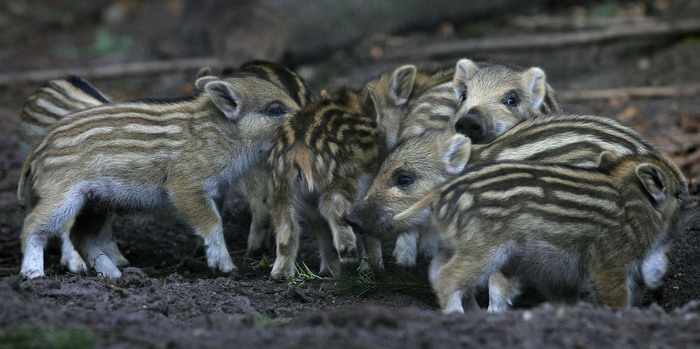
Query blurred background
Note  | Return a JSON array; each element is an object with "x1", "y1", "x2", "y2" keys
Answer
[{"x1": 0, "y1": 0, "x2": 699, "y2": 192}]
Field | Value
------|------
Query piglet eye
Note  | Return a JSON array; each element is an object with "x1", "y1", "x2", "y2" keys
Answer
[
  {"x1": 266, "y1": 102, "x2": 287, "y2": 117},
  {"x1": 396, "y1": 175, "x2": 414, "y2": 187},
  {"x1": 458, "y1": 92, "x2": 467, "y2": 103},
  {"x1": 503, "y1": 92, "x2": 519, "y2": 107}
]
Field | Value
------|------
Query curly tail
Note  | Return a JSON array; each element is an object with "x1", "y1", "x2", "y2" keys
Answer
[
  {"x1": 393, "y1": 191, "x2": 436, "y2": 222},
  {"x1": 17, "y1": 153, "x2": 34, "y2": 208}
]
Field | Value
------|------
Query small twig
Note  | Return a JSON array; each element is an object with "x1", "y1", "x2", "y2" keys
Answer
[
  {"x1": 381, "y1": 19, "x2": 700, "y2": 60},
  {"x1": 511, "y1": 15, "x2": 654, "y2": 31},
  {"x1": 559, "y1": 84, "x2": 700, "y2": 101},
  {"x1": 0, "y1": 57, "x2": 221, "y2": 86}
]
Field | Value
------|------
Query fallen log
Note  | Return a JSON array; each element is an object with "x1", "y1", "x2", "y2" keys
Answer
[
  {"x1": 558, "y1": 84, "x2": 700, "y2": 101},
  {"x1": 380, "y1": 19, "x2": 700, "y2": 60},
  {"x1": 0, "y1": 57, "x2": 221, "y2": 86}
]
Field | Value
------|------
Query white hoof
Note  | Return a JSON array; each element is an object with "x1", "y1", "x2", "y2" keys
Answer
[
  {"x1": 93, "y1": 254, "x2": 122, "y2": 278},
  {"x1": 61, "y1": 250, "x2": 88, "y2": 274},
  {"x1": 270, "y1": 259, "x2": 295, "y2": 280},
  {"x1": 21, "y1": 268, "x2": 45, "y2": 279}
]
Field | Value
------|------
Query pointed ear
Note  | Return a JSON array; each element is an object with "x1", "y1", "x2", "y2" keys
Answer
[
  {"x1": 523, "y1": 67, "x2": 546, "y2": 110},
  {"x1": 453, "y1": 59, "x2": 478, "y2": 101},
  {"x1": 206, "y1": 81, "x2": 242, "y2": 121},
  {"x1": 597, "y1": 151, "x2": 618, "y2": 168},
  {"x1": 442, "y1": 133, "x2": 472, "y2": 175},
  {"x1": 636, "y1": 163, "x2": 668, "y2": 206},
  {"x1": 362, "y1": 88, "x2": 381, "y2": 122},
  {"x1": 387, "y1": 65, "x2": 417, "y2": 106},
  {"x1": 195, "y1": 76, "x2": 218, "y2": 91},
  {"x1": 540, "y1": 84, "x2": 561, "y2": 115},
  {"x1": 196, "y1": 67, "x2": 212, "y2": 79}
]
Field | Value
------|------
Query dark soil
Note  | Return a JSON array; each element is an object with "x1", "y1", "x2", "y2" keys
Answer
[{"x1": 1, "y1": 1, "x2": 700, "y2": 348}]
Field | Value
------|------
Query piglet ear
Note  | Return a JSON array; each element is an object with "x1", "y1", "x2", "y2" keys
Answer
[
  {"x1": 195, "y1": 76, "x2": 218, "y2": 91},
  {"x1": 442, "y1": 133, "x2": 472, "y2": 175},
  {"x1": 362, "y1": 88, "x2": 381, "y2": 122},
  {"x1": 387, "y1": 65, "x2": 417, "y2": 106},
  {"x1": 596, "y1": 151, "x2": 618, "y2": 169},
  {"x1": 453, "y1": 58, "x2": 478, "y2": 101},
  {"x1": 636, "y1": 163, "x2": 668, "y2": 207},
  {"x1": 206, "y1": 81, "x2": 242, "y2": 121},
  {"x1": 523, "y1": 67, "x2": 546, "y2": 110},
  {"x1": 196, "y1": 67, "x2": 213, "y2": 79}
]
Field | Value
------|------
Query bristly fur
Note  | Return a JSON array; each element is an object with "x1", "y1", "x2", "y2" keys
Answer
[
  {"x1": 268, "y1": 87, "x2": 383, "y2": 279},
  {"x1": 357, "y1": 58, "x2": 562, "y2": 269},
  {"x1": 17, "y1": 67, "x2": 304, "y2": 279},
  {"x1": 353, "y1": 111, "x2": 684, "y2": 311},
  {"x1": 17, "y1": 61, "x2": 312, "y2": 276},
  {"x1": 397, "y1": 154, "x2": 687, "y2": 313}
]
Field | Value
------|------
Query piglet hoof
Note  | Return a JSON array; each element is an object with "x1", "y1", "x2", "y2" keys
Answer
[
  {"x1": 270, "y1": 261, "x2": 296, "y2": 281},
  {"x1": 61, "y1": 251, "x2": 88, "y2": 275},
  {"x1": 93, "y1": 255, "x2": 122, "y2": 278},
  {"x1": 338, "y1": 243, "x2": 359, "y2": 266},
  {"x1": 101, "y1": 241, "x2": 130, "y2": 268},
  {"x1": 359, "y1": 258, "x2": 384, "y2": 272},
  {"x1": 339, "y1": 258, "x2": 360, "y2": 273},
  {"x1": 97, "y1": 270, "x2": 122, "y2": 278},
  {"x1": 318, "y1": 260, "x2": 341, "y2": 277},
  {"x1": 20, "y1": 269, "x2": 45, "y2": 280},
  {"x1": 207, "y1": 254, "x2": 236, "y2": 274},
  {"x1": 112, "y1": 255, "x2": 131, "y2": 268},
  {"x1": 393, "y1": 251, "x2": 418, "y2": 269},
  {"x1": 216, "y1": 261, "x2": 237, "y2": 274}
]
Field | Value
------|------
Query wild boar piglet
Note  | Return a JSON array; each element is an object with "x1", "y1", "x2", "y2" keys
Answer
[
  {"x1": 18, "y1": 68, "x2": 303, "y2": 279},
  {"x1": 395, "y1": 154, "x2": 688, "y2": 313}
]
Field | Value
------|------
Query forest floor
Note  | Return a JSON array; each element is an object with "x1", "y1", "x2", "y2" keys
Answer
[{"x1": 0, "y1": 1, "x2": 699, "y2": 348}]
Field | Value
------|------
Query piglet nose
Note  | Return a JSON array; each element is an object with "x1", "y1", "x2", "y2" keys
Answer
[
  {"x1": 455, "y1": 113, "x2": 485, "y2": 143},
  {"x1": 344, "y1": 213, "x2": 365, "y2": 234}
]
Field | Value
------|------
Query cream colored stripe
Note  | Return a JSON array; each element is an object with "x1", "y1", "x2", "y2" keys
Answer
[
  {"x1": 480, "y1": 186, "x2": 544, "y2": 200},
  {"x1": 479, "y1": 118, "x2": 647, "y2": 159},
  {"x1": 35, "y1": 98, "x2": 70, "y2": 116},
  {"x1": 51, "y1": 110, "x2": 192, "y2": 134},
  {"x1": 528, "y1": 202, "x2": 619, "y2": 227},
  {"x1": 92, "y1": 151, "x2": 177, "y2": 165},
  {"x1": 122, "y1": 124, "x2": 182, "y2": 134},
  {"x1": 494, "y1": 132, "x2": 633, "y2": 161},
  {"x1": 552, "y1": 189, "x2": 619, "y2": 212},
  {"x1": 458, "y1": 162, "x2": 576, "y2": 181},
  {"x1": 470, "y1": 172, "x2": 534, "y2": 189},
  {"x1": 89, "y1": 138, "x2": 187, "y2": 149},
  {"x1": 530, "y1": 149, "x2": 598, "y2": 166},
  {"x1": 479, "y1": 206, "x2": 519, "y2": 217},
  {"x1": 52, "y1": 126, "x2": 115, "y2": 148},
  {"x1": 43, "y1": 154, "x2": 81, "y2": 167},
  {"x1": 42, "y1": 84, "x2": 88, "y2": 108},
  {"x1": 22, "y1": 107, "x2": 59, "y2": 125},
  {"x1": 426, "y1": 105, "x2": 455, "y2": 117},
  {"x1": 539, "y1": 176, "x2": 618, "y2": 195},
  {"x1": 48, "y1": 80, "x2": 98, "y2": 104}
]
